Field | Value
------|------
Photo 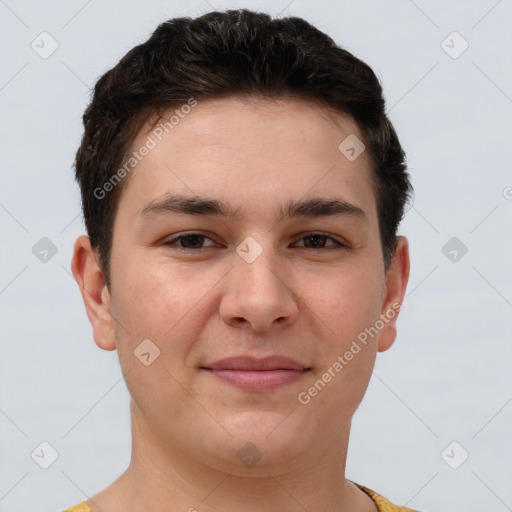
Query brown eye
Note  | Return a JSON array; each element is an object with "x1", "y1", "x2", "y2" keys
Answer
[
  {"x1": 295, "y1": 233, "x2": 345, "y2": 249},
  {"x1": 163, "y1": 232, "x2": 345, "y2": 251},
  {"x1": 164, "y1": 233, "x2": 217, "y2": 249}
]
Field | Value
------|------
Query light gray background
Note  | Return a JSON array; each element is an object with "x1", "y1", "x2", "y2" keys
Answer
[{"x1": 1, "y1": 1, "x2": 511, "y2": 511}]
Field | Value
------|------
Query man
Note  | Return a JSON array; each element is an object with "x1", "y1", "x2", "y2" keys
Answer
[{"x1": 67, "y1": 8, "x2": 416, "y2": 512}]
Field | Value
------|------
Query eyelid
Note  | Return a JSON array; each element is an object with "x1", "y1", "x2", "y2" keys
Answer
[
  {"x1": 163, "y1": 231, "x2": 347, "y2": 250},
  {"x1": 164, "y1": 231, "x2": 220, "y2": 248},
  {"x1": 292, "y1": 232, "x2": 347, "y2": 248}
]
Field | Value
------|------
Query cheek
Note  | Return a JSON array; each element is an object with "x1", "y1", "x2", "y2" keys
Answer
[
  {"x1": 296, "y1": 264, "x2": 382, "y2": 411},
  {"x1": 299, "y1": 271, "x2": 380, "y2": 418},
  {"x1": 108, "y1": 255, "x2": 203, "y2": 421},
  {"x1": 303, "y1": 262, "x2": 384, "y2": 347},
  {"x1": 111, "y1": 252, "x2": 198, "y2": 339},
  {"x1": 109, "y1": 250, "x2": 227, "y2": 374}
]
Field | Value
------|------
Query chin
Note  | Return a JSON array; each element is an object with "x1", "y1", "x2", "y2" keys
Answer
[{"x1": 207, "y1": 411, "x2": 312, "y2": 471}]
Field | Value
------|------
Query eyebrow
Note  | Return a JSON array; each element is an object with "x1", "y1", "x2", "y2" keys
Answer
[{"x1": 140, "y1": 194, "x2": 368, "y2": 224}]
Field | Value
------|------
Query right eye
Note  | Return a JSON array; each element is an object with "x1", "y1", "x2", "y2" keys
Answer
[{"x1": 163, "y1": 232, "x2": 220, "y2": 250}]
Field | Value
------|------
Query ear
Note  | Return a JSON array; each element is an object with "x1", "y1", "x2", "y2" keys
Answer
[
  {"x1": 71, "y1": 235, "x2": 116, "y2": 351},
  {"x1": 377, "y1": 236, "x2": 410, "y2": 352}
]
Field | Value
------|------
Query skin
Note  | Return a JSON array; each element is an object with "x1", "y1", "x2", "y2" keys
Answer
[{"x1": 72, "y1": 96, "x2": 410, "y2": 512}]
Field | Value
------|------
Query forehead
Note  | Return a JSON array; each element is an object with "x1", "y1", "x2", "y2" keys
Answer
[{"x1": 117, "y1": 96, "x2": 377, "y2": 225}]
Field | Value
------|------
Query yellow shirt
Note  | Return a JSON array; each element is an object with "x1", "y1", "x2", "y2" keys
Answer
[{"x1": 62, "y1": 483, "x2": 420, "y2": 511}]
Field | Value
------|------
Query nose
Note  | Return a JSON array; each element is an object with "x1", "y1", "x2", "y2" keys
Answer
[{"x1": 219, "y1": 240, "x2": 299, "y2": 332}]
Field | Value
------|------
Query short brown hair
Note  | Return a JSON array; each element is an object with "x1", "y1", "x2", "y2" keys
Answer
[{"x1": 74, "y1": 9, "x2": 412, "y2": 287}]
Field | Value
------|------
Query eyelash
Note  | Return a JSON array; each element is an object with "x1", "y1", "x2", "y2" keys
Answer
[{"x1": 163, "y1": 232, "x2": 347, "y2": 251}]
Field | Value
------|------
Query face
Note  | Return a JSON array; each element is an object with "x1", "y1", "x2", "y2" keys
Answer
[{"x1": 74, "y1": 96, "x2": 409, "y2": 476}]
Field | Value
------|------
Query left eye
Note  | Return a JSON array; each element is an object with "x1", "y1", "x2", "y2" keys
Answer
[
  {"x1": 293, "y1": 233, "x2": 344, "y2": 249},
  {"x1": 164, "y1": 232, "x2": 345, "y2": 250}
]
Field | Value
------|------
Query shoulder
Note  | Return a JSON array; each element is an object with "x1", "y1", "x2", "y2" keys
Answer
[
  {"x1": 61, "y1": 501, "x2": 91, "y2": 512},
  {"x1": 355, "y1": 483, "x2": 422, "y2": 512}
]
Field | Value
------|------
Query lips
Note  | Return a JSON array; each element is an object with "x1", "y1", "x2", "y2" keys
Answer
[
  {"x1": 204, "y1": 355, "x2": 307, "y2": 371},
  {"x1": 201, "y1": 356, "x2": 310, "y2": 392}
]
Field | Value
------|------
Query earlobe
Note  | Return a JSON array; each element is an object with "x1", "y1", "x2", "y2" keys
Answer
[
  {"x1": 377, "y1": 236, "x2": 410, "y2": 353},
  {"x1": 71, "y1": 235, "x2": 117, "y2": 351}
]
